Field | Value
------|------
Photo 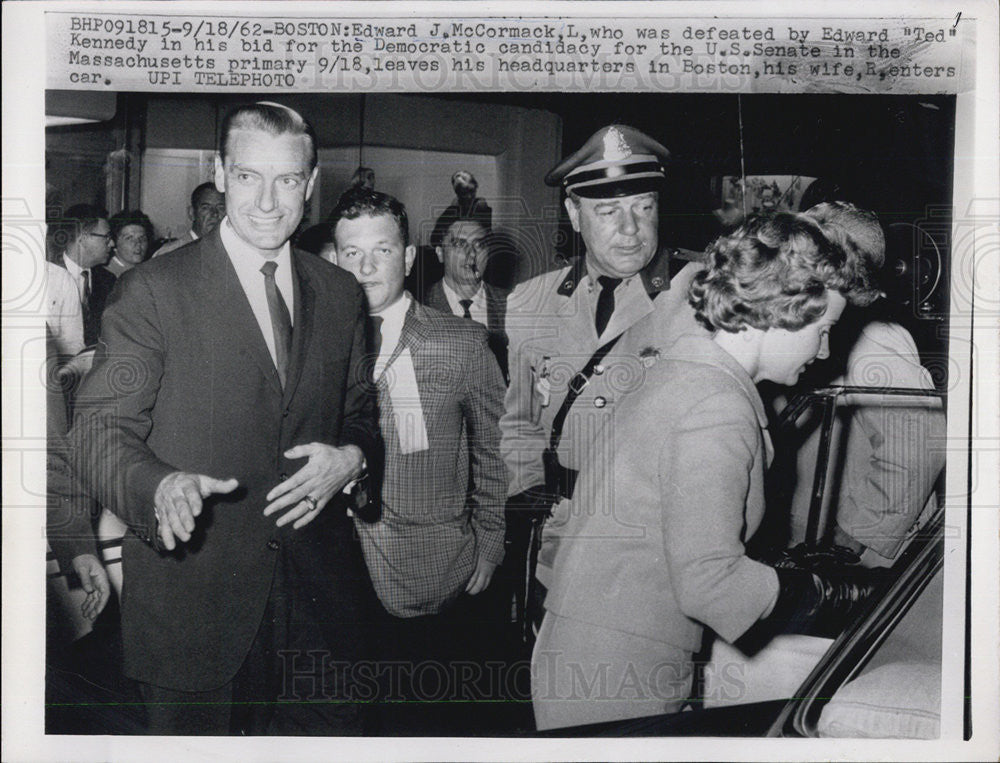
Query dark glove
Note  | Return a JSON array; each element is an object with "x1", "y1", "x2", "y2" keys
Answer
[
  {"x1": 736, "y1": 563, "x2": 886, "y2": 653},
  {"x1": 771, "y1": 542, "x2": 864, "y2": 574}
]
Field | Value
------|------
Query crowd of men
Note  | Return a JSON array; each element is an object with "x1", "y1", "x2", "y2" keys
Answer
[{"x1": 45, "y1": 103, "x2": 942, "y2": 736}]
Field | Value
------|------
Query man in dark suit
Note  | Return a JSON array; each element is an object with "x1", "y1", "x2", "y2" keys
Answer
[
  {"x1": 70, "y1": 103, "x2": 379, "y2": 735},
  {"x1": 328, "y1": 189, "x2": 507, "y2": 726},
  {"x1": 424, "y1": 214, "x2": 509, "y2": 381}
]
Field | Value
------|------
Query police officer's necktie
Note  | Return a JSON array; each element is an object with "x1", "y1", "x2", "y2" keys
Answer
[
  {"x1": 594, "y1": 275, "x2": 622, "y2": 337},
  {"x1": 459, "y1": 298, "x2": 473, "y2": 320},
  {"x1": 260, "y1": 261, "x2": 291, "y2": 388}
]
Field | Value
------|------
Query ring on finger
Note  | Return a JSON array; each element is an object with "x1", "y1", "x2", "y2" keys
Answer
[{"x1": 304, "y1": 495, "x2": 319, "y2": 511}]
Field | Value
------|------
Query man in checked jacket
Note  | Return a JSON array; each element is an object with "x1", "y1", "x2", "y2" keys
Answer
[{"x1": 328, "y1": 188, "x2": 507, "y2": 720}]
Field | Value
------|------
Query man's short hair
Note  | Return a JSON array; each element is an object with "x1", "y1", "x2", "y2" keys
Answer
[
  {"x1": 328, "y1": 187, "x2": 410, "y2": 248},
  {"x1": 190, "y1": 182, "x2": 220, "y2": 210},
  {"x1": 218, "y1": 102, "x2": 317, "y2": 171},
  {"x1": 47, "y1": 203, "x2": 108, "y2": 256},
  {"x1": 441, "y1": 209, "x2": 490, "y2": 244},
  {"x1": 431, "y1": 204, "x2": 492, "y2": 249}
]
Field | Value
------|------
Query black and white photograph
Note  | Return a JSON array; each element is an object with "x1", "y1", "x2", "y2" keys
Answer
[{"x1": 3, "y1": 2, "x2": 998, "y2": 760}]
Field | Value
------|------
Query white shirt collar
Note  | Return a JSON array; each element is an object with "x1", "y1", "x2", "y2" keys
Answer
[
  {"x1": 62, "y1": 253, "x2": 85, "y2": 278},
  {"x1": 441, "y1": 279, "x2": 485, "y2": 310},
  {"x1": 372, "y1": 292, "x2": 411, "y2": 372},
  {"x1": 189, "y1": 228, "x2": 200, "y2": 241},
  {"x1": 372, "y1": 290, "x2": 411, "y2": 324},
  {"x1": 218, "y1": 217, "x2": 295, "y2": 368},
  {"x1": 220, "y1": 216, "x2": 293, "y2": 290}
]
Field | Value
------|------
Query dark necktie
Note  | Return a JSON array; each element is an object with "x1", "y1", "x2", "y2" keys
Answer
[
  {"x1": 260, "y1": 261, "x2": 291, "y2": 388},
  {"x1": 368, "y1": 314, "x2": 384, "y2": 359},
  {"x1": 81, "y1": 269, "x2": 97, "y2": 346},
  {"x1": 459, "y1": 298, "x2": 473, "y2": 320},
  {"x1": 594, "y1": 275, "x2": 622, "y2": 337}
]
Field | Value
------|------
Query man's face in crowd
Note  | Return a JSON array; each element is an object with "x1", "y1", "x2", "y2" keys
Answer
[
  {"x1": 214, "y1": 128, "x2": 316, "y2": 257},
  {"x1": 75, "y1": 218, "x2": 114, "y2": 268},
  {"x1": 437, "y1": 219, "x2": 489, "y2": 289},
  {"x1": 566, "y1": 191, "x2": 659, "y2": 279},
  {"x1": 191, "y1": 187, "x2": 226, "y2": 237},
  {"x1": 332, "y1": 213, "x2": 416, "y2": 314},
  {"x1": 114, "y1": 223, "x2": 150, "y2": 266}
]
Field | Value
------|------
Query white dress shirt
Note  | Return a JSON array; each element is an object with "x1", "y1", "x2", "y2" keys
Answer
[
  {"x1": 219, "y1": 217, "x2": 294, "y2": 368},
  {"x1": 440, "y1": 279, "x2": 488, "y2": 326},
  {"x1": 61, "y1": 253, "x2": 89, "y2": 308},
  {"x1": 371, "y1": 292, "x2": 411, "y2": 378},
  {"x1": 46, "y1": 261, "x2": 85, "y2": 356},
  {"x1": 370, "y1": 292, "x2": 429, "y2": 454}
]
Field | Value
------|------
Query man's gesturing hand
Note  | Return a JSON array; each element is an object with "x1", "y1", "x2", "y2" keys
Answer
[
  {"x1": 264, "y1": 443, "x2": 363, "y2": 529},
  {"x1": 71, "y1": 553, "x2": 111, "y2": 620},
  {"x1": 154, "y1": 472, "x2": 239, "y2": 550}
]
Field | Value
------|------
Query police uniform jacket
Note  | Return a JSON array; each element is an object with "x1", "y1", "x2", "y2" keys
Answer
[{"x1": 500, "y1": 252, "x2": 706, "y2": 498}]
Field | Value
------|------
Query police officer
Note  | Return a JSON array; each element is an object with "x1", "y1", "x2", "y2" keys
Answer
[{"x1": 500, "y1": 125, "x2": 707, "y2": 636}]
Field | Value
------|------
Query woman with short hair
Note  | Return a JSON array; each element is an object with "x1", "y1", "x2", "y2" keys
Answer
[
  {"x1": 107, "y1": 209, "x2": 155, "y2": 276},
  {"x1": 531, "y1": 212, "x2": 879, "y2": 731}
]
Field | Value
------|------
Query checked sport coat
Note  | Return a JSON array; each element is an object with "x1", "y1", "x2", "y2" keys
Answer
[{"x1": 355, "y1": 298, "x2": 508, "y2": 618}]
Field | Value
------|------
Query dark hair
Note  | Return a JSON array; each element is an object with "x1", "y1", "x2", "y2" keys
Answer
[
  {"x1": 47, "y1": 203, "x2": 108, "y2": 256},
  {"x1": 328, "y1": 187, "x2": 410, "y2": 248},
  {"x1": 190, "y1": 181, "x2": 222, "y2": 209},
  {"x1": 430, "y1": 204, "x2": 491, "y2": 249},
  {"x1": 689, "y1": 212, "x2": 876, "y2": 333},
  {"x1": 218, "y1": 102, "x2": 317, "y2": 171},
  {"x1": 109, "y1": 209, "x2": 154, "y2": 243},
  {"x1": 295, "y1": 222, "x2": 335, "y2": 255}
]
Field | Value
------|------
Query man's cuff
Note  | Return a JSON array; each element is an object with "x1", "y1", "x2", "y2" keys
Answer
[
  {"x1": 128, "y1": 460, "x2": 177, "y2": 547},
  {"x1": 475, "y1": 528, "x2": 507, "y2": 566}
]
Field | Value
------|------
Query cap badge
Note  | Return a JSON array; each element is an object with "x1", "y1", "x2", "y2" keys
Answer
[{"x1": 602, "y1": 126, "x2": 632, "y2": 161}]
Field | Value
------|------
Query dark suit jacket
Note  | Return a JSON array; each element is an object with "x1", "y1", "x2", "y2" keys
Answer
[
  {"x1": 87, "y1": 265, "x2": 117, "y2": 344},
  {"x1": 356, "y1": 299, "x2": 507, "y2": 617},
  {"x1": 424, "y1": 279, "x2": 509, "y2": 382},
  {"x1": 70, "y1": 228, "x2": 379, "y2": 691}
]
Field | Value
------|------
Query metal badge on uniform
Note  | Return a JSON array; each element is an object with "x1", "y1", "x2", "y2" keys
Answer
[
  {"x1": 533, "y1": 356, "x2": 552, "y2": 406},
  {"x1": 530, "y1": 355, "x2": 552, "y2": 424},
  {"x1": 535, "y1": 376, "x2": 551, "y2": 407},
  {"x1": 639, "y1": 346, "x2": 661, "y2": 368}
]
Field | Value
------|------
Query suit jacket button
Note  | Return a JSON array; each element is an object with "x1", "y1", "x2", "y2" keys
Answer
[
  {"x1": 282, "y1": 409, "x2": 290, "y2": 418},
  {"x1": 267, "y1": 540, "x2": 280, "y2": 551}
]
